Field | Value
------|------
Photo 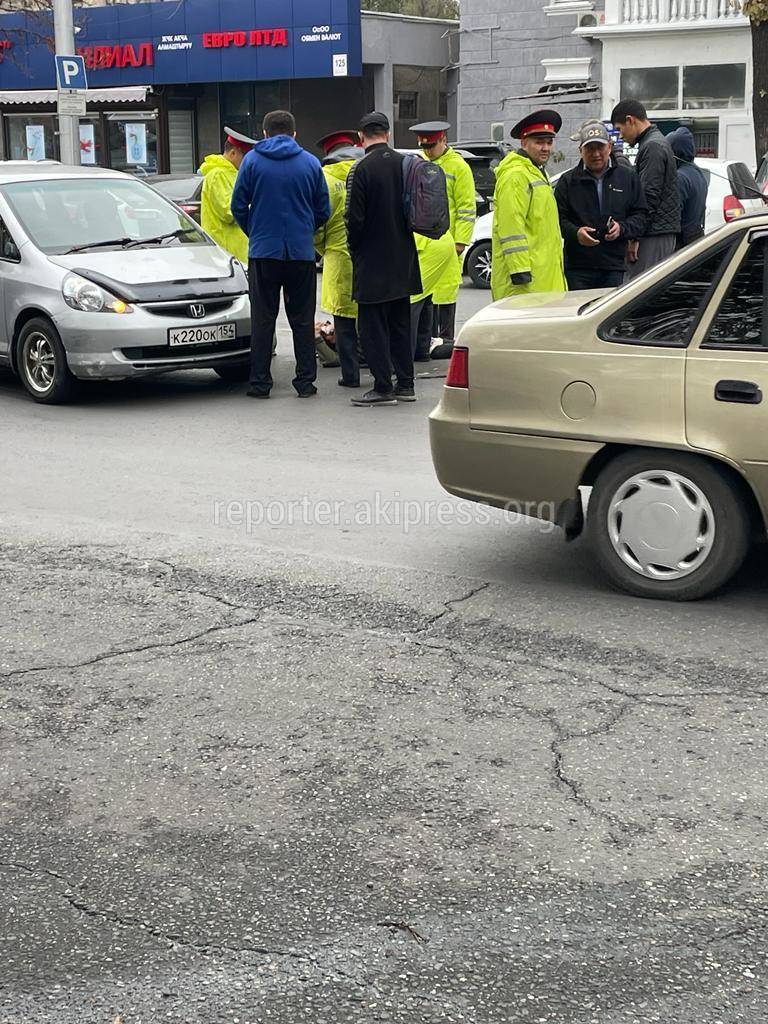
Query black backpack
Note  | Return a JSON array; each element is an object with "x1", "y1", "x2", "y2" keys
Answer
[{"x1": 401, "y1": 154, "x2": 450, "y2": 240}]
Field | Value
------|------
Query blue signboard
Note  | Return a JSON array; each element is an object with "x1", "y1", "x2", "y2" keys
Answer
[{"x1": 0, "y1": 0, "x2": 362, "y2": 89}]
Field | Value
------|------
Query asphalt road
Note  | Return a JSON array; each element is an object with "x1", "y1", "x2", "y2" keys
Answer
[{"x1": 1, "y1": 283, "x2": 768, "y2": 1023}]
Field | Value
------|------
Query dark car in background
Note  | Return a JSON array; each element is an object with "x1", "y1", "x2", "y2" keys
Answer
[
  {"x1": 145, "y1": 174, "x2": 203, "y2": 223},
  {"x1": 455, "y1": 141, "x2": 510, "y2": 214}
]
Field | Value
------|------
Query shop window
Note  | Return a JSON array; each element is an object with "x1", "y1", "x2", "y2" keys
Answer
[
  {"x1": 78, "y1": 118, "x2": 103, "y2": 167},
  {"x1": 6, "y1": 115, "x2": 59, "y2": 162},
  {"x1": 683, "y1": 64, "x2": 746, "y2": 110},
  {"x1": 601, "y1": 244, "x2": 734, "y2": 347},
  {"x1": 620, "y1": 67, "x2": 678, "y2": 111},
  {"x1": 704, "y1": 239, "x2": 767, "y2": 349},
  {"x1": 107, "y1": 113, "x2": 158, "y2": 175}
]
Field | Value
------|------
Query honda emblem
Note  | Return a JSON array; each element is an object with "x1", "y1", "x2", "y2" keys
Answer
[{"x1": 189, "y1": 303, "x2": 206, "y2": 319}]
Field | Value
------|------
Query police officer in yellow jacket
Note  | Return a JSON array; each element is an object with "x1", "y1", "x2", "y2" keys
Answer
[
  {"x1": 199, "y1": 127, "x2": 256, "y2": 265},
  {"x1": 491, "y1": 109, "x2": 567, "y2": 301},
  {"x1": 409, "y1": 121, "x2": 476, "y2": 347},
  {"x1": 313, "y1": 130, "x2": 363, "y2": 387},
  {"x1": 411, "y1": 233, "x2": 462, "y2": 362}
]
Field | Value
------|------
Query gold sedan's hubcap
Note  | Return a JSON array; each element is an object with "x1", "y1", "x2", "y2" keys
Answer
[{"x1": 607, "y1": 470, "x2": 715, "y2": 581}]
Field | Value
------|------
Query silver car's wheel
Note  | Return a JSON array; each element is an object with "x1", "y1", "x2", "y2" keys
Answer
[
  {"x1": 23, "y1": 332, "x2": 56, "y2": 394},
  {"x1": 586, "y1": 451, "x2": 751, "y2": 601},
  {"x1": 17, "y1": 318, "x2": 75, "y2": 404},
  {"x1": 607, "y1": 470, "x2": 715, "y2": 581}
]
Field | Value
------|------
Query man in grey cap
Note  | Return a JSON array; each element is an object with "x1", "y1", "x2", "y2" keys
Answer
[
  {"x1": 554, "y1": 120, "x2": 648, "y2": 290},
  {"x1": 344, "y1": 111, "x2": 422, "y2": 407}
]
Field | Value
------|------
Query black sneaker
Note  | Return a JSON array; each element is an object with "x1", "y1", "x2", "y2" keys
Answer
[
  {"x1": 351, "y1": 389, "x2": 397, "y2": 407},
  {"x1": 246, "y1": 389, "x2": 270, "y2": 399},
  {"x1": 296, "y1": 386, "x2": 318, "y2": 398},
  {"x1": 394, "y1": 386, "x2": 416, "y2": 402},
  {"x1": 338, "y1": 378, "x2": 361, "y2": 388}
]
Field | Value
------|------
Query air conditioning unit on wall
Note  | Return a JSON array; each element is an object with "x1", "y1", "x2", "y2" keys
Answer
[{"x1": 491, "y1": 122, "x2": 505, "y2": 143}]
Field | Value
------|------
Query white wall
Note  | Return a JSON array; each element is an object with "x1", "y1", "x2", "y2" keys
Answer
[{"x1": 600, "y1": 25, "x2": 755, "y2": 165}]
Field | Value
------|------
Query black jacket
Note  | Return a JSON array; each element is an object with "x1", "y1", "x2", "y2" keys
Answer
[
  {"x1": 554, "y1": 158, "x2": 648, "y2": 272},
  {"x1": 635, "y1": 124, "x2": 681, "y2": 236},
  {"x1": 667, "y1": 127, "x2": 707, "y2": 247},
  {"x1": 345, "y1": 143, "x2": 421, "y2": 304}
]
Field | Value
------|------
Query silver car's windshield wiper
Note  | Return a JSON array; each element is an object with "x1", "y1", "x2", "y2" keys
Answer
[
  {"x1": 63, "y1": 236, "x2": 134, "y2": 255},
  {"x1": 124, "y1": 226, "x2": 201, "y2": 249}
]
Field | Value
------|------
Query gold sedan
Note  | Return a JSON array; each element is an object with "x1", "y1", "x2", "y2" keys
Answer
[{"x1": 430, "y1": 215, "x2": 768, "y2": 600}]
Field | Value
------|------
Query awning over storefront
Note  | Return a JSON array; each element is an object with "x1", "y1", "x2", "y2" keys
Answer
[{"x1": 0, "y1": 87, "x2": 149, "y2": 105}]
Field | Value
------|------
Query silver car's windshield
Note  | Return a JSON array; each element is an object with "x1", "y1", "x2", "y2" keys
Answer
[{"x1": 0, "y1": 177, "x2": 210, "y2": 255}]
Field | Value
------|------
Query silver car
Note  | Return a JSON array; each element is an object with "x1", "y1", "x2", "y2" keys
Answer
[{"x1": 0, "y1": 163, "x2": 251, "y2": 403}]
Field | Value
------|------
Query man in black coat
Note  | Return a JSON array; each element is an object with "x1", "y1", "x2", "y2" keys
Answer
[
  {"x1": 345, "y1": 111, "x2": 422, "y2": 407},
  {"x1": 611, "y1": 99, "x2": 681, "y2": 280},
  {"x1": 555, "y1": 121, "x2": 648, "y2": 290}
]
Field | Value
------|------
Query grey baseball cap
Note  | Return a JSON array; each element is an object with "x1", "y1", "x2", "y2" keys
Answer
[{"x1": 573, "y1": 121, "x2": 611, "y2": 146}]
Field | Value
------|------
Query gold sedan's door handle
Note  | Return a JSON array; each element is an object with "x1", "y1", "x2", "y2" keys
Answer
[{"x1": 714, "y1": 380, "x2": 763, "y2": 405}]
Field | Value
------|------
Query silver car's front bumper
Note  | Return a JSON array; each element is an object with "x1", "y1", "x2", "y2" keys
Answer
[{"x1": 57, "y1": 294, "x2": 251, "y2": 380}]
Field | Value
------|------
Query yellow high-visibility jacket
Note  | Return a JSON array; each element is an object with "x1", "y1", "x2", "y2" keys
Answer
[
  {"x1": 314, "y1": 159, "x2": 357, "y2": 320},
  {"x1": 199, "y1": 154, "x2": 248, "y2": 265},
  {"x1": 411, "y1": 231, "x2": 462, "y2": 305},
  {"x1": 431, "y1": 147, "x2": 476, "y2": 305},
  {"x1": 491, "y1": 150, "x2": 566, "y2": 301}
]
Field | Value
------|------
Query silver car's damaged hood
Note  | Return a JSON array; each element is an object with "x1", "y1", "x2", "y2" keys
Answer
[{"x1": 48, "y1": 244, "x2": 233, "y2": 285}]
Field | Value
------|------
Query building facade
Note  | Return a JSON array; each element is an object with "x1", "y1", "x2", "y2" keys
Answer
[
  {"x1": 457, "y1": 0, "x2": 604, "y2": 160},
  {"x1": 582, "y1": 0, "x2": 755, "y2": 165},
  {"x1": 0, "y1": 1, "x2": 457, "y2": 170}
]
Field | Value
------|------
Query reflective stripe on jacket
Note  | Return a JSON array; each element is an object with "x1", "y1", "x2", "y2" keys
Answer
[
  {"x1": 199, "y1": 154, "x2": 248, "y2": 265},
  {"x1": 314, "y1": 159, "x2": 357, "y2": 319},
  {"x1": 491, "y1": 150, "x2": 566, "y2": 300}
]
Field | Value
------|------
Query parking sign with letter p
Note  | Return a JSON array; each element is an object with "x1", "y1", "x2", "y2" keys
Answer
[{"x1": 55, "y1": 54, "x2": 87, "y2": 91}]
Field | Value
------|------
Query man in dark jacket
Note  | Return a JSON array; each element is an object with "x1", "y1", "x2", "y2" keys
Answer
[
  {"x1": 611, "y1": 99, "x2": 681, "y2": 280},
  {"x1": 667, "y1": 126, "x2": 707, "y2": 248},
  {"x1": 555, "y1": 121, "x2": 648, "y2": 290},
  {"x1": 232, "y1": 109, "x2": 330, "y2": 399},
  {"x1": 344, "y1": 111, "x2": 422, "y2": 407}
]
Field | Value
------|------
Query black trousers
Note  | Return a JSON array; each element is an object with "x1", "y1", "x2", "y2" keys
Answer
[
  {"x1": 566, "y1": 267, "x2": 626, "y2": 291},
  {"x1": 357, "y1": 297, "x2": 413, "y2": 394},
  {"x1": 334, "y1": 315, "x2": 360, "y2": 385},
  {"x1": 431, "y1": 302, "x2": 456, "y2": 343},
  {"x1": 248, "y1": 258, "x2": 317, "y2": 395},
  {"x1": 410, "y1": 297, "x2": 433, "y2": 361}
]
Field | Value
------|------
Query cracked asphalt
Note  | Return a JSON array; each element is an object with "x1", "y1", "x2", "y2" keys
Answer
[{"x1": 2, "y1": 287, "x2": 768, "y2": 1022}]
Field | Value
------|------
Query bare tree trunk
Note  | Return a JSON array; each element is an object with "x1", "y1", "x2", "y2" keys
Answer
[{"x1": 752, "y1": 18, "x2": 768, "y2": 165}]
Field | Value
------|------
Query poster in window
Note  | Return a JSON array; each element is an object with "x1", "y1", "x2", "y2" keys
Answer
[
  {"x1": 126, "y1": 123, "x2": 147, "y2": 165},
  {"x1": 79, "y1": 123, "x2": 96, "y2": 165},
  {"x1": 25, "y1": 124, "x2": 46, "y2": 162}
]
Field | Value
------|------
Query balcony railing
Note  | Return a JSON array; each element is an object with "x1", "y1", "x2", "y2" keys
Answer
[{"x1": 606, "y1": 0, "x2": 746, "y2": 24}]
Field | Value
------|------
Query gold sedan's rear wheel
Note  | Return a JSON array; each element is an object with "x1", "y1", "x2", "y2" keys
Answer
[{"x1": 586, "y1": 450, "x2": 750, "y2": 601}]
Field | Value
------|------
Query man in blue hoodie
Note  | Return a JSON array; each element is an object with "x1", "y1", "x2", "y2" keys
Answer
[
  {"x1": 667, "y1": 126, "x2": 707, "y2": 248},
  {"x1": 232, "y1": 110, "x2": 331, "y2": 399}
]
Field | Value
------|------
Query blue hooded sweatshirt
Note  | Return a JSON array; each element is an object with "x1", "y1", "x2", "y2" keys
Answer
[
  {"x1": 667, "y1": 127, "x2": 707, "y2": 247},
  {"x1": 231, "y1": 135, "x2": 331, "y2": 261}
]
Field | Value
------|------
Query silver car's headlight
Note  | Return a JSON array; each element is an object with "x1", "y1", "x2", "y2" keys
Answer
[{"x1": 62, "y1": 273, "x2": 133, "y2": 314}]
